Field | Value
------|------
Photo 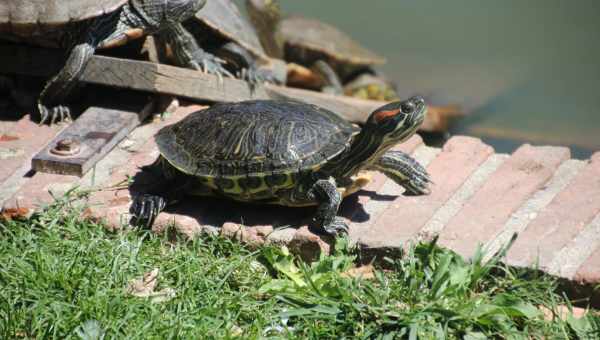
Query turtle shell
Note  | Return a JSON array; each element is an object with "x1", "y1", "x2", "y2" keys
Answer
[
  {"x1": 155, "y1": 100, "x2": 358, "y2": 178},
  {"x1": 280, "y1": 15, "x2": 385, "y2": 66},
  {"x1": 0, "y1": 0, "x2": 126, "y2": 27},
  {"x1": 192, "y1": 0, "x2": 267, "y2": 59}
]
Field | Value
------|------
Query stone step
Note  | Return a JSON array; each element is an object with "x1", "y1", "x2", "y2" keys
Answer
[
  {"x1": 355, "y1": 136, "x2": 494, "y2": 249},
  {"x1": 2, "y1": 103, "x2": 599, "y2": 305},
  {"x1": 437, "y1": 144, "x2": 571, "y2": 258},
  {"x1": 506, "y1": 153, "x2": 600, "y2": 277}
]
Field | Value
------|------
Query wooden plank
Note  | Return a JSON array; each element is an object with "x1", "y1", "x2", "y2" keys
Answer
[
  {"x1": 31, "y1": 99, "x2": 153, "y2": 176},
  {"x1": 0, "y1": 42, "x2": 457, "y2": 132}
]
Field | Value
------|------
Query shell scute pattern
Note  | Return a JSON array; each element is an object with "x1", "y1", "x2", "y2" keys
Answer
[{"x1": 156, "y1": 100, "x2": 356, "y2": 179}]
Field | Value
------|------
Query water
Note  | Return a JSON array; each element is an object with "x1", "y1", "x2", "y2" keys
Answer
[{"x1": 280, "y1": 0, "x2": 600, "y2": 158}]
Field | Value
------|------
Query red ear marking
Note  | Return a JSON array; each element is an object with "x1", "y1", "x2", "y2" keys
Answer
[{"x1": 373, "y1": 109, "x2": 401, "y2": 123}]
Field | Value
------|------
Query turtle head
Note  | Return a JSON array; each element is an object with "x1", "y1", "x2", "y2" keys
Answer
[
  {"x1": 322, "y1": 96, "x2": 426, "y2": 179},
  {"x1": 365, "y1": 96, "x2": 427, "y2": 143}
]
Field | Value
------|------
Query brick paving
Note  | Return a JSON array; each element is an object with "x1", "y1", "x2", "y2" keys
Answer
[{"x1": 1, "y1": 105, "x2": 599, "y2": 304}]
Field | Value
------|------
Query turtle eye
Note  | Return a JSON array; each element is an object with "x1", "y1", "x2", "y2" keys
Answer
[{"x1": 401, "y1": 102, "x2": 415, "y2": 113}]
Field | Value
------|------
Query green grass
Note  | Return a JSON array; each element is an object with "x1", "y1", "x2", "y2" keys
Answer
[{"x1": 1, "y1": 192, "x2": 599, "y2": 339}]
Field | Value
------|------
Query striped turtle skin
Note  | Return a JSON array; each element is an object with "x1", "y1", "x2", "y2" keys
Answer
[{"x1": 132, "y1": 97, "x2": 432, "y2": 236}]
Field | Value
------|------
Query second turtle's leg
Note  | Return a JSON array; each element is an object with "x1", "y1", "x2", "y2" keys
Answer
[
  {"x1": 368, "y1": 150, "x2": 432, "y2": 195},
  {"x1": 37, "y1": 35, "x2": 97, "y2": 125},
  {"x1": 217, "y1": 42, "x2": 286, "y2": 86},
  {"x1": 162, "y1": 24, "x2": 233, "y2": 80},
  {"x1": 311, "y1": 60, "x2": 343, "y2": 95}
]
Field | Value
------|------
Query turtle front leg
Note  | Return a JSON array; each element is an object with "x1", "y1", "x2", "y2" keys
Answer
[
  {"x1": 37, "y1": 38, "x2": 96, "y2": 125},
  {"x1": 310, "y1": 178, "x2": 348, "y2": 236},
  {"x1": 368, "y1": 150, "x2": 432, "y2": 195},
  {"x1": 287, "y1": 177, "x2": 348, "y2": 236},
  {"x1": 162, "y1": 24, "x2": 233, "y2": 81}
]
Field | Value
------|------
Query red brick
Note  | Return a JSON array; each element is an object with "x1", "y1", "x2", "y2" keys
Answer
[
  {"x1": 438, "y1": 144, "x2": 570, "y2": 257},
  {"x1": 288, "y1": 226, "x2": 331, "y2": 261},
  {"x1": 5, "y1": 173, "x2": 79, "y2": 211},
  {"x1": 506, "y1": 153, "x2": 600, "y2": 268},
  {"x1": 358, "y1": 136, "x2": 494, "y2": 248},
  {"x1": 5, "y1": 104, "x2": 206, "y2": 212},
  {"x1": 574, "y1": 245, "x2": 600, "y2": 285},
  {"x1": 0, "y1": 116, "x2": 62, "y2": 185}
]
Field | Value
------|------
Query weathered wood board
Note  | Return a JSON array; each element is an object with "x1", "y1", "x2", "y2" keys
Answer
[{"x1": 0, "y1": 42, "x2": 459, "y2": 132}]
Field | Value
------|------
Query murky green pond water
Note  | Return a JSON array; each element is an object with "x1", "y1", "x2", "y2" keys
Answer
[{"x1": 280, "y1": 0, "x2": 600, "y2": 158}]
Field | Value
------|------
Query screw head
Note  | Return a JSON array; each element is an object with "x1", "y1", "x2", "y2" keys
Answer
[{"x1": 50, "y1": 138, "x2": 81, "y2": 156}]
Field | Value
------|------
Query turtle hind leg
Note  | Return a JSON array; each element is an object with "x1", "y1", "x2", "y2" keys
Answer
[{"x1": 369, "y1": 150, "x2": 432, "y2": 195}]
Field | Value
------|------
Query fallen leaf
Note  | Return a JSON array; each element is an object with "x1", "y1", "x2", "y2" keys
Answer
[
  {"x1": 126, "y1": 268, "x2": 176, "y2": 303},
  {"x1": 1, "y1": 207, "x2": 29, "y2": 221},
  {"x1": 341, "y1": 264, "x2": 375, "y2": 279},
  {"x1": 539, "y1": 305, "x2": 587, "y2": 321}
]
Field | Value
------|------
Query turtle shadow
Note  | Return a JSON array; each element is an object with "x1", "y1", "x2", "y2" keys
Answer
[
  {"x1": 165, "y1": 198, "x2": 313, "y2": 230},
  {"x1": 128, "y1": 169, "x2": 391, "y2": 230}
]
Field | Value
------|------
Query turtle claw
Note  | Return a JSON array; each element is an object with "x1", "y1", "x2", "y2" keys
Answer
[
  {"x1": 238, "y1": 67, "x2": 264, "y2": 92},
  {"x1": 315, "y1": 217, "x2": 349, "y2": 237},
  {"x1": 130, "y1": 194, "x2": 167, "y2": 229},
  {"x1": 400, "y1": 165, "x2": 432, "y2": 196},
  {"x1": 192, "y1": 50, "x2": 234, "y2": 82},
  {"x1": 38, "y1": 104, "x2": 72, "y2": 125}
]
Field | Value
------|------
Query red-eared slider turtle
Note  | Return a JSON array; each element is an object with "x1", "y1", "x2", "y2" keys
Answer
[
  {"x1": 246, "y1": 0, "x2": 386, "y2": 94},
  {"x1": 131, "y1": 96, "x2": 431, "y2": 235},
  {"x1": 178, "y1": 0, "x2": 285, "y2": 85},
  {"x1": 0, "y1": 0, "x2": 206, "y2": 124}
]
